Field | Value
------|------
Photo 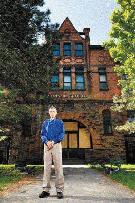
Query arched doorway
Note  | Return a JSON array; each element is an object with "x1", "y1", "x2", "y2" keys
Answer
[{"x1": 61, "y1": 119, "x2": 93, "y2": 163}]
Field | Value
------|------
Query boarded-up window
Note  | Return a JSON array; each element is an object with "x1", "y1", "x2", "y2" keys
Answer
[
  {"x1": 69, "y1": 133, "x2": 78, "y2": 148},
  {"x1": 62, "y1": 133, "x2": 68, "y2": 148},
  {"x1": 64, "y1": 122, "x2": 78, "y2": 131},
  {"x1": 79, "y1": 128, "x2": 90, "y2": 148}
]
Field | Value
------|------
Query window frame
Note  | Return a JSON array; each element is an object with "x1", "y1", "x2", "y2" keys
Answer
[
  {"x1": 75, "y1": 67, "x2": 85, "y2": 90},
  {"x1": 75, "y1": 42, "x2": 84, "y2": 57},
  {"x1": 52, "y1": 43, "x2": 60, "y2": 57},
  {"x1": 50, "y1": 73, "x2": 59, "y2": 89},
  {"x1": 98, "y1": 67, "x2": 109, "y2": 91},
  {"x1": 102, "y1": 109, "x2": 113, "y2": 135},
  {"x1": 63, "y1": 67, "x2": 72, "y2": 90},
  {"x1": 63, "y1": 42, "x2": 71, "y2": 56}
]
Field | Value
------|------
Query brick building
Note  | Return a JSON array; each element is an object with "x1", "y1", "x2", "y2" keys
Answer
[{"x1": 1, "y1": 17, "x2": 135, "y2": 164}]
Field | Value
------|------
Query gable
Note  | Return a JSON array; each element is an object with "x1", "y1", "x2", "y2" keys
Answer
[{"x1": 59, "y1": 17, "x2": 83, "y2": 41}]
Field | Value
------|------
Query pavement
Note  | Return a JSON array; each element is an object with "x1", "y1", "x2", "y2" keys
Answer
[{"x1": 0, "y1": 165, "x2": 135, "y2": 203}]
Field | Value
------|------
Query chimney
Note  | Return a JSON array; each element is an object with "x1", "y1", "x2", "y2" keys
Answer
[{"x1": 83, "y1": 28, "x2": 90, "y2": 41}]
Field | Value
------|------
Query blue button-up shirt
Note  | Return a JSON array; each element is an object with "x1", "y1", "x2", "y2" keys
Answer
[{"x1": 41, "y1": 118, "x2": 65, "y2": 144}]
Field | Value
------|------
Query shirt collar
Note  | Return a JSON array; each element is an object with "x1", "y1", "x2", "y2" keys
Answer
[{"x1": 49, "y1": 117, "x2": 56, "y2": 121}]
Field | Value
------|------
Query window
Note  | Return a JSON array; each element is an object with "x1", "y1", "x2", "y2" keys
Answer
[
  {"x1": 102, "y1": 110, "x2": 112, "y2": 134},
  {"x1": 51, "y1": 73, "x2": 59, "y2": 88},
  {"x1": 75, "y1": 43, "x2": 83, "y2": 56},
  {"x1": 63, "y1": 67, "x2": 72, "y2": 90},
  {"x1": 98, "y1": 67, "x2": 108, "y2": 90},
  {"x1": 52, "y1": 43, "x2": 60, "y2": 56},
  {"x1": 75, "y1": 67, "x2": 85, "y2": 90},
  {"x1": 64, "y1": 43, "x2": 71, "y2": 56},
  {"x1": 128, "y1": 111, "x2": 135, "y2": 122}
]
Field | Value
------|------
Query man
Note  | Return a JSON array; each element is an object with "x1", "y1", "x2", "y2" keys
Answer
[{"x1": 39, "y1": 106, "x2": 65, "y2": 199}]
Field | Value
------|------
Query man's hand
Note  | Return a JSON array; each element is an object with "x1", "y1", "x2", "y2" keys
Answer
[{"x1": 47, "y1": 141, "x2": 54, "y2": 150}]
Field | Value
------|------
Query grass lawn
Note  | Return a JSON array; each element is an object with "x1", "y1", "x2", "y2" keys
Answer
[
  {"x1": 0, "y1": 175, "x2": 22, "y2": 191},
  {"x1": 109, "y1": 164, "x2": 135, "y2": 191},
  {"x1": 0, "y1": 164, "x2": 44, "y2": 191},
  {"x1": 89, "y1": 164, "x2": 135, "y2": 191},
  {"x1": 0, "y1": 164, "x2": 23, "y2": 191}
]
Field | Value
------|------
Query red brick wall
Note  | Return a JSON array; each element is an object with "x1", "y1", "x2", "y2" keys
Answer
[
  {"x1": 88, "y1": 49, "x2": 121, "y2": 100},
  {"x1": 49, "y1": 18, "x2": 121, "y2": 101}
]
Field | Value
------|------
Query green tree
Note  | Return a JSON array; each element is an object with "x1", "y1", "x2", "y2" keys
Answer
[
  {"x1": 0, "y1": 0, "x2": 60, "y2": 131},
  {"x1": 105, "y1": 0, "x2": 135, "y2": 133}
]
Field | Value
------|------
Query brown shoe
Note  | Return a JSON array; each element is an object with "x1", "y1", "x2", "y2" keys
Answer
[
  {"x1": 57, "y1": 192, "x2": 64, "y2": 199},
  {"x1": 39, "y1": 191, "x2": 50, "y2": 198}
]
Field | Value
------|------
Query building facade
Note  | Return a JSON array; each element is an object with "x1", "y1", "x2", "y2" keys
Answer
[{"x1": 1, "y1": 17, "x2": 135, "y2": 164}]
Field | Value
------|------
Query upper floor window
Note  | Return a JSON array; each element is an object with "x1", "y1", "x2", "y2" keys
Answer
[
  {"x1": 98, "y1": 67, "x2": 108, "y2": 91},
  {"x1": 75, "y1": 67, "x2": 85, "y2": 90},
  {"x1": 75, "y1": 43, "x2": 83, "y2": 56},
  {"x1": 52, "y1": 43, "x2": 60, "y2": 56},
  {"x1": 63, "y1": 67, "x2": 72, "y2": 90},
  {"x1": 64, "y1": 43, "x2": 71, "y2": 56},
  {"x1": 51, "y1": 73, "x2": 59, "y2": 89},
  {"x1": 102, "y1": 109, "x2": 112, "y2": 134}
]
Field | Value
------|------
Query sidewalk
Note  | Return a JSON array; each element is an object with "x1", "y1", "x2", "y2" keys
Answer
[{"x1": 0, "y1": 165, "x2": 135, "y2": 203}]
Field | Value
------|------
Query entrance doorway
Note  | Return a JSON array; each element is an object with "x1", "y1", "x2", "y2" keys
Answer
[{"x1": 61, "y1": 119, "x2": 92, "y2": 163}]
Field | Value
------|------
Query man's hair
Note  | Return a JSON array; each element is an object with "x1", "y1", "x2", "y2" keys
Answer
[{"x1": 48, "y1": 105, "x2": 57, "y2": 111}]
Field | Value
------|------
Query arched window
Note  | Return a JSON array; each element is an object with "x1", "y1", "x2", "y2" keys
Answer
[{"x1": 102, "y1": 109, "x2": 112, "y2": 134}]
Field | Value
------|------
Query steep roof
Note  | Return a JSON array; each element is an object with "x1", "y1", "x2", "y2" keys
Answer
[
  {"x1": 59, "y1": 17, "x2": 83, "y2": 40},
  {"x1": 59, "y1": 17, "x2": 78, "y2": 33}
]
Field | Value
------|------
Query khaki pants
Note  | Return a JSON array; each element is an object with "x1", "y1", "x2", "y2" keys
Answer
[{"x1": 42, "y1": 142, "x2": 64, "y2": 193}]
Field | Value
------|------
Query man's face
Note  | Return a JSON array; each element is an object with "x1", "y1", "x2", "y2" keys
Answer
[{"x1": 49, "y1": 108, "x2": 57, "y2": 118}]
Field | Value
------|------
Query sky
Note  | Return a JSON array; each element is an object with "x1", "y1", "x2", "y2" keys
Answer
[{"x1": 40, "y1": 0, "x2": 117, "y2": 45}]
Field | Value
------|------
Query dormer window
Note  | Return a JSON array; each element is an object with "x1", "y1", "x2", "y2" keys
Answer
[
  {"x1": 64, "y1": 43, "x2": 71, "y2": 56},
  {"x1": 75, "y1": 43, "x2": 84, "y2": 56}
]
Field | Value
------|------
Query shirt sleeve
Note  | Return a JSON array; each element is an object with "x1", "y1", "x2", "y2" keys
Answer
[
  {"x1": 53, "y1": 120, "x2": 65, "y2": 144},
  {"x1": 41, "y1": 120, "x2": 48, "y2": 144}
]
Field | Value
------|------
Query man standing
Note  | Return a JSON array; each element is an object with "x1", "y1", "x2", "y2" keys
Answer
[{"x1": 39, "y1": 106, "x2": 65, "y2": 199}]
